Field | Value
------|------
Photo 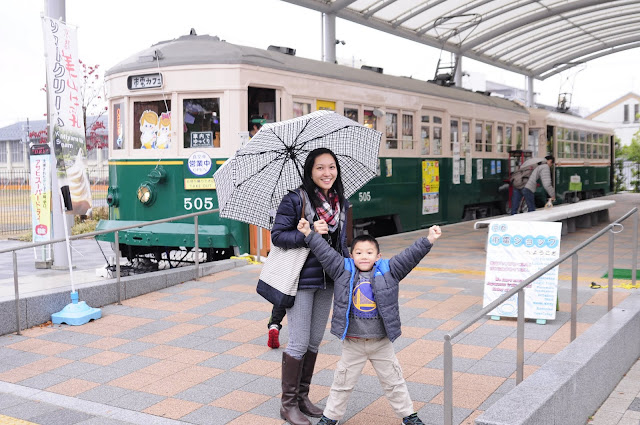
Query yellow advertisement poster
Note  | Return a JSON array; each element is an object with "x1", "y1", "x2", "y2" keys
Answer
[
  {"x1": 422, "y1": 160, "x2": 439, "y2": 215},
  {"x1": 316, "y1": 100, "x2": 335, "y2": 111}
]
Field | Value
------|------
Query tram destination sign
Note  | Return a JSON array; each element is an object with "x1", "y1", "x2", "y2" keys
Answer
[{"x1": 127, "y1": 73, "x2": 163, "y2": 90}]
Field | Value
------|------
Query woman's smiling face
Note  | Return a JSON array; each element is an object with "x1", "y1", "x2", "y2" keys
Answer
[{"x1": 311, "y1": 153, "x2": 337, "y2": 195}]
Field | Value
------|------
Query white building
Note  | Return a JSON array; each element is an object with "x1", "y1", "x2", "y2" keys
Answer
[{"x1": 586, "y1": 92, "x2": 640, "y2": 147}]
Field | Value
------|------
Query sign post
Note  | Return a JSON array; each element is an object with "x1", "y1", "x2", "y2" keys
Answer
[{"x1": 483, "y1": 221, "x2": 562, "y2": 323}]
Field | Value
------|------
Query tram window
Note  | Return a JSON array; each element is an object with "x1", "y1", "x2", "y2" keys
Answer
[
  {"x1": 293, "y1": 102, "x2": 311, "y2": 118},
  {"x1": 579, "y1": 131, "x2": 586, "y2": 142},
  {"x1": 505, "y1": 126, "x2": 512, "y2": 151},
  {"x1": 402, "y1": 114, "x2": 413, "y2": 149},
  {"x1": 344, "y1": 107, "x2": 358, "y2": 123},
  {"x1": 496, "y1": 125, "x2": 504, "y2": 153},
  {"x1": 475, "y1": 123, "x2": 482, "y2": 152},
  {"x1": 183, "y1": 98, "x2": 220, "y2": 149},
  {"x1": 461, "y1": 121, "x2": 470, "y2": 153},
  {"x1": 112, "y1": 102, "x2": 124, "y2": 150},
  {"x1": 484, "y1": 123, "x2": 492, "y2": 152},
  {"x1": 604, "y1": 145, "x2": 610, "y2": 159},
  {"x1": 572, "y1": 142, "x2": 579, "y2": 158},
  {"x1": 516, "y1": 126, "x2": 523, "y2": 150},
  {"x1": 386, "y1": 112, "x2": 398, "y2": 149},
  {"x1": 579, "y1": 143, "x2": 585, "y2": 158},
  {"x1": 133, "y1": 100, "x2": 171, "y2": 150},
  {"x1": 364, "y1": 109, "x2": 377, "y2": 130},
  {"x1": 433, "y1": 126, "x2": 442, "y2": 155},
  {"x1": 563, "y1": 142, "x2": 571, "y2": 158},
  {"x1": 421, "y1": 125, "x2": 430, "y2": 155},
  {"x1": 450, "y1": 119, "x2": 459, "y2": 153}
]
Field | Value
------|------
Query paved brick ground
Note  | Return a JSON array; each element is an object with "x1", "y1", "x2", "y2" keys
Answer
[{"x1": 0, "y1": 193, "x2": 638, "y2": 425}]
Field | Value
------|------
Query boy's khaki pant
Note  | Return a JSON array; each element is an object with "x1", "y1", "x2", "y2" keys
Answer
[{"x1": 323, "y1": 337, "x2": 414, "y2": 420}]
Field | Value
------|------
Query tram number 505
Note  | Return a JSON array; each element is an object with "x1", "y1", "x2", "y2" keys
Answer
[
  {"x1": 184, "y1": 197, "x2": 214, "y2": 211},
  {"x1": 358, "y1": 191, "x2": 371, "y2": 202}
]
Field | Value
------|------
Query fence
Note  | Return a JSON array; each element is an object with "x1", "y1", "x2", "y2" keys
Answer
[
  {"x1": 2, "y1": 207, "x2": 219, "y2": 335},
  {"x1": 0, "y1": 168, "x2": 108, "y2": 235},
  {"x1": 442, "y1": 207, "x2": 638, "y2": 425}
]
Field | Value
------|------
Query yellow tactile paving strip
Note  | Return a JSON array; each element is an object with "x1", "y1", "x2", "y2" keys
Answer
[{"x1": 0, "y1": 415, "x2": 38, "y2": 425}]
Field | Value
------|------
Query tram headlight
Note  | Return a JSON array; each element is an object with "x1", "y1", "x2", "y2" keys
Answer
[
  {"x1": 106, "y1": 186, "x2": 119, "y2": 207},
  {"x1": 136, "y1": 182, "x2": 156, "y2": 206}
]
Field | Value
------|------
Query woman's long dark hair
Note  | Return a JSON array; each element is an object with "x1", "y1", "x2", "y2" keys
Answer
[{"x1": 301, "y1": 148, "x2": 345, "y2": 208}]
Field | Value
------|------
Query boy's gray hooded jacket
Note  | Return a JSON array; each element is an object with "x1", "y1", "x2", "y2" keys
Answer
[{"x1": 304, "y1": 232, "x2": 433, "y2": 342}]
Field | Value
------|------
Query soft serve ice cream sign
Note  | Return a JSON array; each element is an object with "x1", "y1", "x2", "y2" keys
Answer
[{"x1": 42, "y1": 17, "x2": 93, "y2": 215}]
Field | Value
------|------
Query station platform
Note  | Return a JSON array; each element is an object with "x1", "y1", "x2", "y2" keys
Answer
[{"x1": 0, "y1": 193, "x2": 638, "y2": 425}]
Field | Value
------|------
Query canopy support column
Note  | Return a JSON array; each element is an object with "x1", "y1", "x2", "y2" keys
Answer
[
  {"x1": 454, "y1": 54, "x2": 463, "y2": 87},
  {"x1": 526, "y1": 75, "x2": 534, "y2": 107},
  {"x1": 323, "y1": 12, "x2": 336, "y2": 63}
]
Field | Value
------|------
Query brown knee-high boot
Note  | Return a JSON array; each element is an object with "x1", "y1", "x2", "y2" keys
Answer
[
  {"x1": 280, "y1": 352, "x2": 311, "y2": 425},
  {"x1": 297, "y1": 350, "x2": 323, "y2": 417}
]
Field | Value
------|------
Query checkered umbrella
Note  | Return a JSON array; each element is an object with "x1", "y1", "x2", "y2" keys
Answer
[{"x1": 214, "y1": 110, "x2": 381, "y2": 229}]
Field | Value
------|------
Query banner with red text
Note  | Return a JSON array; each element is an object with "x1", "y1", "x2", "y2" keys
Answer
[
  {"x1": 30, "y1": 144, "x2": 52, "y2": 261},
  {"x1": 482, "y1": 221, "x2": 561, "y2": 321},
  {"x1": 42, "y1": 16, "x2": 92, "y2": 215}
]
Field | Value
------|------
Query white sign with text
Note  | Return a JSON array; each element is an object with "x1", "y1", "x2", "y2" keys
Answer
[{"x1": 483, "y1": 221, "x2": 562, "y2": 320}]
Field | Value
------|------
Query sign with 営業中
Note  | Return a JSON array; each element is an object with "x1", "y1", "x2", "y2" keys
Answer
[{"x1": 482, "y1": 221, "x2": 562, "y2": 321}]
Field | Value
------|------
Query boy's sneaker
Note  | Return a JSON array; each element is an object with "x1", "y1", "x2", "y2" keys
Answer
[
  {"x1": 267, "y1": 324, "x2": 280, "y2": 349},
  {"x1": 317, "y1": 415, "x2": 338, "y2": 425},
  {"x1": 402, "y1": 413, "x2": 425, "y2": 425}
]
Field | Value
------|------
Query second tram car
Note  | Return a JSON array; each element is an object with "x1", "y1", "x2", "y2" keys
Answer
[{"x1": 96, "y1": 32, "x2": 614, "y2": 263}]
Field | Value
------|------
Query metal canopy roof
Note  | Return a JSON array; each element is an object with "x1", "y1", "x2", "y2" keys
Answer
[{"x1": 282, "y1": 0, "x2": 640, "y2": 80}]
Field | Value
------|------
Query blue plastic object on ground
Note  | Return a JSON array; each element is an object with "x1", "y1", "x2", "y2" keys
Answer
[{"x1": 51, "y1": 291, "x2": 102, "y2": 325}]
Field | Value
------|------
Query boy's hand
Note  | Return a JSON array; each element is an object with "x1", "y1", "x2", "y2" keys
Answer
[
  {"x1": 313, "y1": 219, "x2": 329, "y2": 235},
  {"x1": 297, "y1": 218, "x2": 312, "y2": 236},
  {"x1": 427, "y1": 225, "x2": 442, "y2": 244}
]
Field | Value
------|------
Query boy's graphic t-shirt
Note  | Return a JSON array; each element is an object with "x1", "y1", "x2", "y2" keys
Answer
[{"x1": 346, "y1": 270, "x2": 386, "y2": 339}]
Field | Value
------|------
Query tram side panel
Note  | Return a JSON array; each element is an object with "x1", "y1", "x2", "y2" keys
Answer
[{"x1": 97, "y1": 158, "x2": 249, "y2": 259}]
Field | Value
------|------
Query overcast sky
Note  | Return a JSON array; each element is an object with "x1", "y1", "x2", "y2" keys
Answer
[{"x1": 2, "y1": 0, "x2": 639, "y2": 128}]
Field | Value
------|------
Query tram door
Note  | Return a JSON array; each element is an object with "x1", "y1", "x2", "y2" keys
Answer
[{"x1": 248, "y1": 87, "x2": 277, "y2": 259}]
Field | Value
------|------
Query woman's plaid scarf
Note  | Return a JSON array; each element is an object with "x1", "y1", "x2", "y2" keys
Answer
[{"x1": 315, "y1": 188, "x2": 340, "y2": 232}]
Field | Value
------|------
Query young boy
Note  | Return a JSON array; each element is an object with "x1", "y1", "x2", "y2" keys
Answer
[{"x1": 297, "y1": 218, "x2": 442, "y2": 425}]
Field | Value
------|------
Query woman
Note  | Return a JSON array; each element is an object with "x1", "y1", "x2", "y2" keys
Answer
[{"x1": 271, "y1": 148, "x2": 350, "y2": 425}]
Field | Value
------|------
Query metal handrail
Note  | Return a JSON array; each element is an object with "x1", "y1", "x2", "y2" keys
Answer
[
  {"x1": 443, "y1": 207, "x2": 638, "y2": 425},
  {"x1": 4, "y1": 208, "x2": 222, "y2": 336}
]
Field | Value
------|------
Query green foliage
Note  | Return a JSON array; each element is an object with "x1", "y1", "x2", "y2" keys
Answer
[
  {"x1": 626, "y1": 129, "x2": 640, "y2": 192},
  {"x1": 613, "y1": 138, "x2": 626, "y2": 193},
  {"x1": 72, "y1": 206, "x2": 108, "y2": 235}
]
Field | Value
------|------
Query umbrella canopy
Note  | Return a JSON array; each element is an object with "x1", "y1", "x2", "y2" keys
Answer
[{"x1": 214, "y1": 110, "x2": 381, "y2": 229}]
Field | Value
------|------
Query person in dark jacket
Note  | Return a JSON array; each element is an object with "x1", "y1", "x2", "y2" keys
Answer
[
  {"x1": 297, "y1": 220, "x2": 442, "y2": 425},
  {"x1": 271, "y1": 148, "x2": 350, "y2": 425}
]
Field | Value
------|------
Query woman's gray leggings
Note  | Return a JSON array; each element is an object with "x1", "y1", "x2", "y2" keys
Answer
[{"x1": 285, "y1": 287, "x2": 333, "y2": 359}]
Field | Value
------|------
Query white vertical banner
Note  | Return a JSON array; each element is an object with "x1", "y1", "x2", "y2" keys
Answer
[
  {"x1": 483, "y1": 221, "x2": 562, "y2": 321},
  {"x1": 42, "y1": 16, "x2": 92, "y2": 215},
  {"x1": 30, "y1": 144, "x2": 52, "y2": 261}
]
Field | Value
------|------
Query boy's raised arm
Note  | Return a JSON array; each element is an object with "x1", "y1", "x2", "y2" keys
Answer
[
  {"x1": 389, "y1": 225, "x2": 442, "y2": 281},
  {"x1": 297, "y1": 218, "x2": 346, "y2": 281}
]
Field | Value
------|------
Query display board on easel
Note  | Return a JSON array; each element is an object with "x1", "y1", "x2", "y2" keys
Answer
[{"x1": 482, "y1": 221, "x2": 562, "y2": 322}]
